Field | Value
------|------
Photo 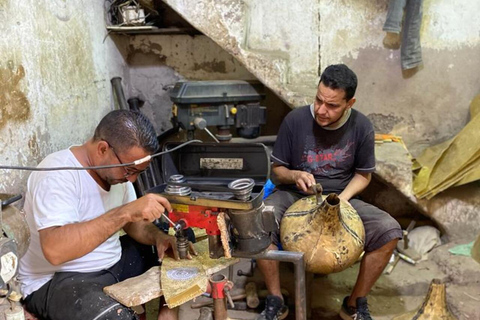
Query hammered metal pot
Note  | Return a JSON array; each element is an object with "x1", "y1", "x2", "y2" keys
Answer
[{"x1": 280, "y1": 193, "x2": 365, "y2": 274}]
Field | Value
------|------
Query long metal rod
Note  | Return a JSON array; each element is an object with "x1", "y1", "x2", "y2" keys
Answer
[{"x1": 232, "y1": 250, "x2": 306, "y2": 320}]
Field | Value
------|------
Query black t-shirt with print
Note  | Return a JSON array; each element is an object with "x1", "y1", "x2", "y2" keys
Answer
[{"x1": 271, "y1": 105, "x2": 375, "y2": 195}]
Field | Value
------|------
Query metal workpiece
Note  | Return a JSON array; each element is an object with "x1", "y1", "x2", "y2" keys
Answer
[
  {"x1": 312, "y1": 183, "x2": 323, "y2": 205},
  {"x1": 233, "y1": 250, "x2": 307, "y2": 320},
  {"x1": 229, "y1": 203, "x2": 275, "y2": 255},
  {"x1": 176, "y1": 234, "x2": 189, "y2": 260}
]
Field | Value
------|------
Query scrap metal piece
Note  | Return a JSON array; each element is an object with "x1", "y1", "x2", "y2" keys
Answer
[{"x1": 393, "y1": 279, "x2": 457, "y2": 320}]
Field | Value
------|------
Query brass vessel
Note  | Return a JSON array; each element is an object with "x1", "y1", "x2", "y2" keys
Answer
[{"x1": 280, "y1": 191, "x2": 365, "y2": 274}]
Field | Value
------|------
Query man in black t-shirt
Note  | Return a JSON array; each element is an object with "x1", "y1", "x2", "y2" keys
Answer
[{"x1": 256, "y1": 65, "x2": 402, "y2": 320}]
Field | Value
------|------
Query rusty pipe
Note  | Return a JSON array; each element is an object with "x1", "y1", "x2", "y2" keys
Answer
[
  {"x1": 110, "y1": 77, "x2": 129, "y2": 110},
  {"x1": 208, "y1": 274, "x2": 233, "y2": 320}
]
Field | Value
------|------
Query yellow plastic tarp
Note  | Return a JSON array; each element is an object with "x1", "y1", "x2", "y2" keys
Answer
[{"x1": 413, "y1": 94, "x2": 480, "y2": 199}]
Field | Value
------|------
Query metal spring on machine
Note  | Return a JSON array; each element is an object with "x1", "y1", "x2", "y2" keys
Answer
[
  {"x1": 228, "y1": 178, "x2": 254, "y2": 201},
  {"x1": 165, "y1": 174, "x2": 192, "y2": 196}
]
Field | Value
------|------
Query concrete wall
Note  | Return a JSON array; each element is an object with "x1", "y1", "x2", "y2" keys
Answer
[
  {"x1": 125, "y1": 34, "x2": 291, "y2": 137},
  {"x1": 162, "y1": 0, "x2": 480, "y2": 157},
  {"x1": 0, "y1": 1, "x2": 127, "y2": 195},
  {"x1": 323, "y1": 0, "x2": 480, "y2": 156}
]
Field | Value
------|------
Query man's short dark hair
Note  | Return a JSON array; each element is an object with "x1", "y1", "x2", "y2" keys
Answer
[
  {"x1": 319, "y1": 64, "x2": 358, "y2": 101},
  {"x1": 93, "y1": 110, "x2": 158, "y2": 154}
]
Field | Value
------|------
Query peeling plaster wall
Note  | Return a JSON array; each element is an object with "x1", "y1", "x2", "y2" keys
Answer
[
  {"x1": 126, "y1": 35, "x2": 256, "y2": 134},
  {"x1": 0, "y1": 1, "x2": 127, "y2": 195},
  {"x1": 161, "y1": 0, "x2": 480, "y2": 156},
  {"x1": 320, "y1": 0, "x2": 480, "y2": 156}
]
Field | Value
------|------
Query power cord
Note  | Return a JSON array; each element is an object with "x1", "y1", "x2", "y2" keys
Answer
[{"x1": 0, "y1": 140, "x2": 203, "y2": 172}]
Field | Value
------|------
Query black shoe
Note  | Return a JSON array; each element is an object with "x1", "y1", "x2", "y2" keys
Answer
[
  {"x1": 339, "y1": 296, "x2": 373, "y2": 320},
  {"x1": 256, "y1": 295, "x2": 289, "y2": 320}
]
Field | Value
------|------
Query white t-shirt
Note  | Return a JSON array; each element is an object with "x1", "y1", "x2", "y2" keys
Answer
[{"x1": 18, "y1": 148, "x2": 137, "y2": 297}]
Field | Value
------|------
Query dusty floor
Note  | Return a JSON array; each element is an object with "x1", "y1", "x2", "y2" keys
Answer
[
  {"x1": 0, "y1": 241, "x2": 475, "y2": 319},
  {"x1": 146, "y1": 241, "x2": 480, "y2": 320}
]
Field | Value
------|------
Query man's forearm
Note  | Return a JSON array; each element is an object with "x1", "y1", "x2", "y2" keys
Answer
[
  {"x1": 39, "y1": 207, "x2": 130, "y2": 265},
  {"x1": 272, "y1": 165, "x2": 317, "y2": 193},
  {"x1": 271, "y1": 165, "x2": 301, "y2": 185},
  {"x1": 123, "y1": 221, "x2": 166, "y2": 246},
  {"x1": 339, "y1": 172, "x2": 372, "y2": 201}
]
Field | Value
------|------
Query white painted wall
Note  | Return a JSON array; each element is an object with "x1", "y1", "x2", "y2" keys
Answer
[{"x1": 0, "y1": 1, "x2": 127, "y2": 195}]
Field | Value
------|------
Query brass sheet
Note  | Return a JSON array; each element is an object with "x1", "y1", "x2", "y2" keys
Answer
[
  {"x1": 161, "y1": 240, "x2": 239, "y2": 308},
  {"x1": 413, "y1": 94, "x2": 480, "y2": 199}
]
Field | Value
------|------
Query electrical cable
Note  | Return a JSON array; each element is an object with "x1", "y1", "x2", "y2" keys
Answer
[{"x1": 0, "y1": 139, "x2": 203, "y2": 172}]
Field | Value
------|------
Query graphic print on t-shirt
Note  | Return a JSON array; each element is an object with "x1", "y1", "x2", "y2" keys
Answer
[{"x1": 300, "y1": 135, "x2": 354, "y2": 176}]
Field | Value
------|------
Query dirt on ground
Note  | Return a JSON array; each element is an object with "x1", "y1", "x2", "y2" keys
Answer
[{"x1": 144, "y1": 241, "x2": 479, "y2": 320}]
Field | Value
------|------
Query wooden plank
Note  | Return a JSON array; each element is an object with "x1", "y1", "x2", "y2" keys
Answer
[
  {"x1": 104, "y1": 266, "x2": 162, "y2": 307},
  {"x1": 104, "y1": 239, "x2": 239, "y2": 307}
]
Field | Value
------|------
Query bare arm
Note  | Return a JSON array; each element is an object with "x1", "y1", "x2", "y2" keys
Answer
[
  {"x1": 339, "y1": 172, "x2": 372, "y2": 202},
  {"x1": 39, "y1": 193, "x2": 171, "y2": 265},
  {"x1": 271, "y1": 164, "x2": 316, "y2": 193}
]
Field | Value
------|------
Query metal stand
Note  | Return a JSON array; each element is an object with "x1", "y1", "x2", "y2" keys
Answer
[{"x1": 233, "y1": 250, "x2": 306, "y2": 320}]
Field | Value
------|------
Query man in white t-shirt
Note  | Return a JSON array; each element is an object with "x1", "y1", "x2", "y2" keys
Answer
[{"x1": 18, "y1": 110, "x2": 180, "y2": 320}]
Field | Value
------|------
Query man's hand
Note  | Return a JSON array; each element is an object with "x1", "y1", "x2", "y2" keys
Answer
[
  {"x1": 292, "y1": 171, "x2": 316, "y2": 193},
  {"x1": 155, "y1": 232, "x2": 179, "y2": 261},
  {"x1": 155, "y1": 232, "x2": 198, "y2": 262},
  {"x1": 122, "y1": 194, "x2": 172, "y2": 223},
  {"x1": 338, "y1": 194, "x2": 354, "y2": 208}
]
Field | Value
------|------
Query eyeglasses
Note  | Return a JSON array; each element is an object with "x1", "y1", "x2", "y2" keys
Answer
[{"x1": 104, "y1": 140, "x2": 148, "y2": 178}]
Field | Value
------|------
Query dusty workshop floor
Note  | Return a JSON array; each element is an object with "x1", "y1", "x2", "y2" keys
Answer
[{"x1": 146, "y1": 242, "x2": 480, "y2": 320}]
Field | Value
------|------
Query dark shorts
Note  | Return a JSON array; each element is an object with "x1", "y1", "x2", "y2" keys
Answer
[
  {"x1": 266, "y1": 190, "x2": 403, "y2": 252},
  {"x1": 23, "y1": 236, "x2": 159, "y2": 320}
]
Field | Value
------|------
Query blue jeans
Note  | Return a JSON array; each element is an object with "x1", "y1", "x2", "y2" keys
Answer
[{"x1": 383, "y1": 0, "x2": 424, "y2": 70}]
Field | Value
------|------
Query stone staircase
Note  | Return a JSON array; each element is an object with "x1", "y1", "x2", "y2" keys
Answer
[{"x1": 162, "y1": 0, "x2": 319, "y2": 108}]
